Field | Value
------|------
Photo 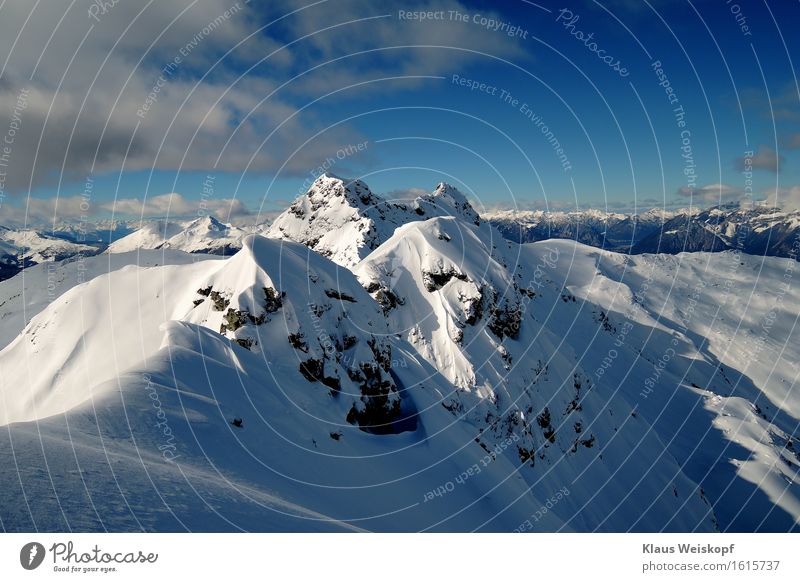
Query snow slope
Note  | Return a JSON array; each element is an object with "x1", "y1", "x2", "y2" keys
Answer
[
  {"x1": 0, "y1": 235, "x2": 577, "y2": 531},
  {"x1": 105, "y1": 220, "x2": 186, "y2": 253},
  {"x1": 0, "y1": 232, "x2": 716, "y2": 532},
  {"x1": 355, "y1": 217, "x2": 717, "y2": 532},
  {"x1": 514, "y1": 240, "x2": 800, "y2": 531},
  {"x1": 0, "y1": 250, "x2": 223, "y2": 351}
]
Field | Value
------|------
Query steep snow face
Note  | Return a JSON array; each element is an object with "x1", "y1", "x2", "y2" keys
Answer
[
  {"x1": 267, "y1": 173, "x2": 481, "y2": 267},
  {"x1": 0, "y1": 255, "x2": 221, "y2": 425},
  {"x1": 182, "y1": 235, "x2": 405, "y2": 432},
  {"x1": 595, "y1": 249, "x2": 800, "y2": 525},
  {"x1": 0, "y1": 319, "x2": 565, "y2": 532},
  {"x1": 515, "y1": 240, "x2": 800, "y2": 531},
  {"x1": 355, "y1": 217, "x2": 515, "y2": 391},
  {"x1": 354, "y1": 217, "x2": 717, "y2": 532},
  {"x1": 106, "y1": 216, "x2": 246, "y2": 255}
]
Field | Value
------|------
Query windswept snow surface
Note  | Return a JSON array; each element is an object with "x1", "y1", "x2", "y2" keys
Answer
[
  {"x1": 0, "y1": 174, "x2": 798, "y2": 532},
  {"x1": 0, "y1": 250, "x2": 222, "y2": 350},
  {"x1": 514, "y1": 241, "x2": 800, "y2": 531}
]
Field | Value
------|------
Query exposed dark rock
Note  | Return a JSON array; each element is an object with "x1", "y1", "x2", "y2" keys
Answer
[
  {"x1": 222, "y1": 308, "x2": 249, "y2": 333},
  {"x1": 299, "y1": 358, "x2": 324, "y2": 383},
  {"x1": 374, "y1": 287, "x2": 405, "y2": 313},
  {"x1": 345, "y1": 363, "x2": 402, "y2": 434},
  {"x1": 288, "y1": 332, "x2": 309, "y2": 352},
  {"x1": 423, "y1": 268, "x2": 469, "y2": 292},
  {"x1": 209, "y1": 291, "x2": 230, "y2": 311},
  {"x1": 263, "y1": 287, "x2": 284, "y2": 312},
  {"x1": 488, "y1": 302, "x2": 522, "y2": 339},
  {"x1": 324, "y1": 289, "x2": 357, "y2": 302},
  {"x1": 367, "y1": 337, "x2": 392, "y2": 372},
  {"x1": 234, "y1": 337, "x2": 254, "y2": 350}
]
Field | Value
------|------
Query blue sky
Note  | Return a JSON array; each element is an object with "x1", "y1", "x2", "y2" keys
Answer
[{"x1": 1, "y1": 0, "x2": 799, "y2": 226}]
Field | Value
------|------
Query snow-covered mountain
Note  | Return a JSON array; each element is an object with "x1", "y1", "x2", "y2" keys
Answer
[
  {"x1": 0, "y1": 225, "x2": 100, "y2": 281},
  {"x1": 1, "y1": 173, "x2": 798, "y2": 532},
  {"x1": 486, "y1": 207, "x2": 679, "y2": 251},
  {"x1": 487, "y1": 204, "x2": 800, "y2": 260},
  {"x1": 48, "y1": 220, "x2": 135, "y2": 245},
  {"x1": 267, "y1": 173, "x2": 481, "y2": 267},
  {"x1": 106, "y1": 215, "x2": 247, "y2": 255},
  {"x1": 632, "y1": 204, "x2": 800, "y2": 257},
  {"x1": 0, "y1": 214, "x2": 258, "y2": 281},
  {"x1": 352, "y1": 212, "x2": 800, "y2": 531}
]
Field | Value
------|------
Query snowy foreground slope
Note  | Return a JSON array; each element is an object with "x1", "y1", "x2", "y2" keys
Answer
[{"x1": 0, "y1": 174, "x2": 798, "y2": 532}]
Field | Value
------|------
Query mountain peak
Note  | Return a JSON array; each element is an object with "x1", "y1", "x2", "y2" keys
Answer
[
  {"x1": 184, "y1": 215, "x2": 227, "y2": 232},
  {"x1": 267, "y1": 173, "x2": 489, "y2": 267},
  {"x1": 420, "y1": 181, "x2": 481, "y2": 225},
  {"x1": 306, "y1": 172, "x2": 379, "y2": 209},
  {"x1": 268, "y1": 174, "x2": 410, "y2": 267}
]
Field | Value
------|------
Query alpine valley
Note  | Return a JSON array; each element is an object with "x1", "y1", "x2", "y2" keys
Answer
[{"x1": 1, "y1": 174, "x2": 798, "y2": 532}]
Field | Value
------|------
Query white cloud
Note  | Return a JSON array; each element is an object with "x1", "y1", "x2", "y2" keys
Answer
[
  {"x1": 100, "y1": 192, "x2": 249, "y2": 218},
  {"x1": 676, "y1": 183, "x2": 744, "y2": 204},
  {"x1": 0, "y1": 195, "x2": 92, "y2": 226},
  {"x1": 271, "y1": 0, "x2": 528, "y2": 96},
  {"x1": 780, "y1": 133, "x2": 800, "y2": 149},
  {"x1": 759, "y1": 186, "x2": 800, "y2": 212},
  {"x1": 0, "y1": 192, "x2": 250, "y2": 227},
  {"x1": 384, "y1": 188, "x2": 429, "y2": 202}
]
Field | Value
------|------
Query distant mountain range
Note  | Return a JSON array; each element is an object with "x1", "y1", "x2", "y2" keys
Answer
[
  {"x1": 486, "y1": 204, "x2": 800, "y2": 259},
  {"x1": 0, "y1": 225, "x2": 100, "y2": 280},
  {"x1": 3, "y1": 196, "x2": 799, "y2": 284}
]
